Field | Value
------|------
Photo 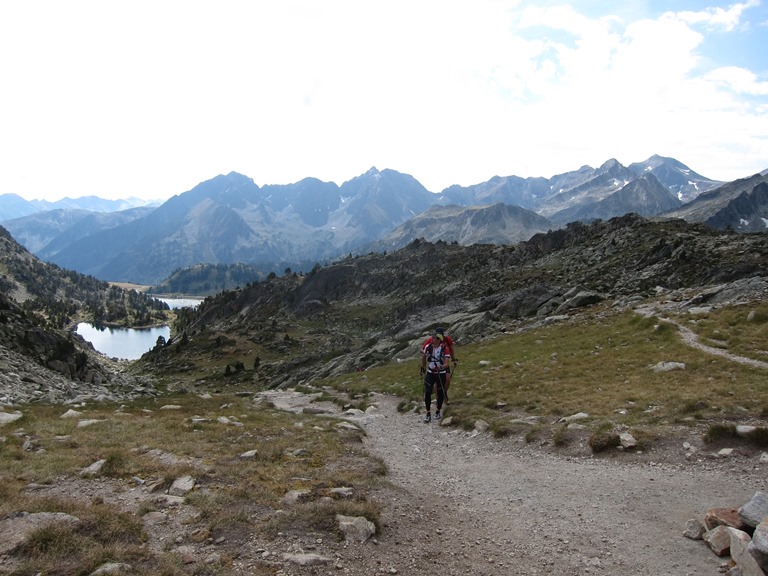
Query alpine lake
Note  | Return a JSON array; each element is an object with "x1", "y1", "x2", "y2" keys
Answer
[{"x1": 75, "y1": 297, "x2": 202, "y2": 361}]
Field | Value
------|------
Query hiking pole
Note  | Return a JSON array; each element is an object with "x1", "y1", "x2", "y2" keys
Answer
[
  {"x1": 438, "y1": 371, "x2": 448, "y2": 406},
  {"x1": 440, "y1": 379, "x2": 448, "y2": 406},
  {"x1": 420, "y1": 366, "x2": 427, "y2": 416},
  {"x1": 446, "y1": 360, "x2": 458, "y2": 404}
]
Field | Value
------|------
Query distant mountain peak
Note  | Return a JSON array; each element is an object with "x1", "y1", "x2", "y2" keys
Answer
[{"x1": 599, "y1": 158, "x2": 621, "y2": 170}]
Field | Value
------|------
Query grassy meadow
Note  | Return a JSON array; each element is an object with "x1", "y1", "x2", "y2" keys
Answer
[{"x1": 319, "y1": 303, "x2": 768, "y2": 442}]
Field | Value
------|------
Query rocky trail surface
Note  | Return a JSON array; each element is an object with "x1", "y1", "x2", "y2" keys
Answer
[{"x1": 336, "y1": 394, "x2": 766, "y2": 576}]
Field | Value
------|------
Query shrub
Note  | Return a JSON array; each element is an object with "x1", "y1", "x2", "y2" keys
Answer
[
  {"x1": 552, "y1": 425, "x2": 568, "y2": 447},
  {"x1": 588, "y1": 431, "x2": 620, "y2": 453},
  {"x1": 744, "y1": 427, "x2": 768, "y2": 448},
  {"x1": 703, "y1": 423, "x2": 738, "y2": 443}
]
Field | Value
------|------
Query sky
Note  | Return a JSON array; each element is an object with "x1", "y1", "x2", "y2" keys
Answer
[{"x1": 1, "y1": 1, "x2": 767, "y2": 202}]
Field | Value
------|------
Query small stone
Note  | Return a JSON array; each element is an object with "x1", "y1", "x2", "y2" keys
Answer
[{"x1": 683, "y1": 518, "x2": 706, "y2": 540}]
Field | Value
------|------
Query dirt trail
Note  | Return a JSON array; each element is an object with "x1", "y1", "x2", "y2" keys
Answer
[
  {"x1": 337, "y1": 395, "x2": 766, "y2": 576},
  {"x1": 256, "y1": 308, "x2": 768, "y2": 576},
  {"x1": 634, "y1": 303, "x2": 768, "y2": 370}
]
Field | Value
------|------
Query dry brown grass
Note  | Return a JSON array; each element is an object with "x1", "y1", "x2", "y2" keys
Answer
[{"x1": 0, "y1": 393, "x2": 384, "y2": 575}]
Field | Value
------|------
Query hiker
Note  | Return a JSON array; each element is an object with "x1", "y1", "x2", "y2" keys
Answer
[
  {"x1": 436, "y1": 327, "x2": 457, "y2": 394},
  {"x1": 420, "y1": 330, "x2": 451, "y2": 423},
  {"x1": 421, "y1": 327, "x2": 457, "y2": 401}
]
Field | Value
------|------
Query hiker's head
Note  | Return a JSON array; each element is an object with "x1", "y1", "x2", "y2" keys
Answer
[{"x1": 435, "y1": 327, "x2": 445, "y2": 340}]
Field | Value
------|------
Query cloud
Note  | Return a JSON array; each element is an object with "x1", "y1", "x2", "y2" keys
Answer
[
  {"x1": 0, "y1": 0, "x2": 766, "y2": 200},
  {"x1": 706, "y1": 66, "x2": 768, "y2": 95},
  {"x1": 676, "y1": 0, "x2": 761, "y2": 31}
]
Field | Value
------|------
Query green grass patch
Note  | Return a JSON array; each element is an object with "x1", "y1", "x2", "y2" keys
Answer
[
  {"x1": 315, "y1": 307, "x2": 768, "y2": 449},
  {"x1": 675, "y1": 301, "x2": 768, "y2": 362}
]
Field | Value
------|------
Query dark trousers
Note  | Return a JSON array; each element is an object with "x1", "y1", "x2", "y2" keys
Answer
[{"x1": 424, "y1": 371, "x2": 446, "y2": 412}]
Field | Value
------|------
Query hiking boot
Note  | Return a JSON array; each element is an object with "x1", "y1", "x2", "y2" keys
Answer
[
  {"x1": 423, "y1": 413, "x2": 431, "y2": 423},
  {"x1": 434, "y1": 411, "x2": 441, "y2": 420}
]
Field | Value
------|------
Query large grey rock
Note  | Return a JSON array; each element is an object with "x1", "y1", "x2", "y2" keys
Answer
[
  {"x1": 168, "y1": 475, "x2": 196, "y2": 496},
  {"x1": 0, "y1": 512, "x2": 81, "y2": 555},
  {"x1": 336, "y1": 514, "x2": 375, "y2": 543},
  {"x1": 80, "y1": 459, "x2": 106, "y2": 477},
  {"x1": 739, "y1": 491, "x2": 768, "y2": 528},
  {"x1": 748, "y1": 518, "x2": 768, "y2": 571},
  {"x1": 555, "y1": 290, "x2": 602, "y2": 313},
  {"x1": 728, "y1": 528, "x2": 765, "y2": 576},
  {"x1": 282, "y1": 552, "x2": 333, "y2": 566},
  {"x1": 683, "y1": 518, "x2": 706, "y2": 540},
  {"x1": 89, "y1": 563, "x2": 133, "y2": 575},
  {"x1": 282, "y1": 489, "x2": 310, "y2": 506},
  {"x1": 0, "y1": 411, "x2": 22, "y2": 426}
]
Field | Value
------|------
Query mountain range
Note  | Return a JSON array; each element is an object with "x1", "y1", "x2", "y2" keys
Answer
[
  {"x1": 1, "y1": 155, "x2": 766, "y2": 286},
  {"x1": 0, "y1": 194, "x2": 157, "y2": 221}
]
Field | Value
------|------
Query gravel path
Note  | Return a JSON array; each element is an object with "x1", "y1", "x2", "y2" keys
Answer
[{"x1": 339, "y1": 395, "x2": 766, "y2": 576}]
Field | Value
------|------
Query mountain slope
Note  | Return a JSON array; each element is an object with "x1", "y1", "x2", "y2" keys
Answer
[
  {"x1": 628, "y1": 154, "x2": 722, "y2": 203},
  {"x1": 702, "y1": 181, "x2": 768, "y2": 232},
  {"x1": 2, "y1": 207, "x2": 155, "y2": 258},
  {"x1": 0, "y1": 192, "x2": 155, "y2": 221},
  {"x1": 3, "y1": 208, "x2": 93, "y2": 254},
  {"x1": 44, "y1": 169, "x2": 435, "y2": 284},
  {"x1": 537, "y1": 159, "x2": 637, "y2": 219},
  {"x1": 437, "y1": 175, "x2": 550, "y2": 210},
  {"x1": 367, "y1": 202, "x2": 553, "y2": 252},
  {"x1": 0, "y1": 225, "x2": 168, "y2": 403},
  {"x1": 0, "y1": 225, "x2": 169, "y2": 326},
  {"x1": 149, "y1": 213, "x2": 768, "y2": 388},
  {"x1": 550, "y1": 173, "x2": 681, "y2": 224},
  {"x1": 661, "y1": 173, "x2": 768, "y2": 231}
]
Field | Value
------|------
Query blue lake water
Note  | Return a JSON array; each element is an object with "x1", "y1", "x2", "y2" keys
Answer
[
  {"x1": 157, "y1": 297, "x2": 204, "y2": 310},
  {"x1": 76, "y1": 323, "x2": 170, "y2": 360},
  {"x1": 75, "y1": 297, "x2": 200, "y2": 360}
]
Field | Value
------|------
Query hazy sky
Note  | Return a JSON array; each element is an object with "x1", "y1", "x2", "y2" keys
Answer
[{"x1": 2, "y1": 1, "x2": 767, "y2": 202}]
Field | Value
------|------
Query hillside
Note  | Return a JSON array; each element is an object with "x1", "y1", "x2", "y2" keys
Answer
[
  {"x1": 0, "y1": 225, "x2": 168, "y2": 404},
  {"x1": 148, "y1": 262, "x2": 269, "y2": 296},
  {"x1": 141, "y1": 214, "x2": 768, "y2": 388},
  {"x1": 0, "y1": 225, "x2": 169, "y2": 329},
  {"x1": 365, "y1": 202, "x2": 554, "y2": 252},
  {"x1": 663, "y1": 173, "x2": 768, "y2": 232}
]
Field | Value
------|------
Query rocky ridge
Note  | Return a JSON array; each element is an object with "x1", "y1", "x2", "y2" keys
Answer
[{"x1": 156, "y1": 214, "x2": 768, "y2": 389}]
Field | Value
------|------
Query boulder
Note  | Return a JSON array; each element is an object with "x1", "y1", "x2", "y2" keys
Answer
[
  {"x1": 728, "y1": 528, "x2": 765, "y2": 576},
  {"x1": 683, "y1": 518, "x2": 706, "y2": 540},
  {"x1": 739, "y1": 491, "x2": 768, "y2": 528},
  {"x1": 336, "y1": 514, "x2": 375, "y2": 543},
  {"x1": 282, "y1": 552, "x2": 333, "y2": 566},
  {"x1": 0, "y1": 512, "x2": 81, "y2": 556},
  {"x1": 169, "y1": 475, "x2": 196, "y2": 496},
  {"x1": 705, "y1": 507, "x2": 745, "y2": 531},
  {"x1": 748, "y1": 518, "x2": 768, "y2": 571},
  {"x1": 0, "y1": 411, "x2": 22, "y2": 426},
  {"x1": 703, "y1": 525, "x2": 732, "y2": 556}
]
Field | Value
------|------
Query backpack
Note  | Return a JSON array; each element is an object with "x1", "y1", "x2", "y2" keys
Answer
[{"x1": 424, "y1": 340, "x2": 447, "y2": 372}]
